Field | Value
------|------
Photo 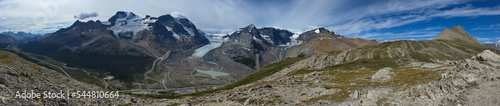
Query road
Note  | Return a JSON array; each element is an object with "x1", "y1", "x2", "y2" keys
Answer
[
  {"x1": 143, "y1": 51, "x2": 170, "y2": 90},
  {"x1": 31, "y1": 58, "x2": 71, "y2": 78}
]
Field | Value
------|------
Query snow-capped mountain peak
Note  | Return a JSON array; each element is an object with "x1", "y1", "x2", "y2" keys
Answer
[
  {"x1": 108, "y1": 11, "x2": 157, "y2": 38},
  {"x1": 315, "y1": 28, "x2": 320, "y2": 33},
  {"x1": 170, "y1": 12, "x2": 187, "y2": 19}
]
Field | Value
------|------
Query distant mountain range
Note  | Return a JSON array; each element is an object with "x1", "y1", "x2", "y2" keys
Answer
[
  {"x1": 0, "y1": 34, "x2": 15, "y2": 48},
  {"x1": 1, "y1": 11, "x2": 498, "y2": 105},
  {"x1": 18, "y1": 11, "x2": 210, "y2": 85},
  {"x1": 1, "y1": 31, "x2": 49, "y2": 41},
  {"x1": 483, "y1": 42, "x2": 500, "y2": 49},
  {"x1": 12, "y1": 11, "x2": 378, "y2": 90},
  {"x1": 196, "y1": 25, "x2": 495, "y2": 105}
]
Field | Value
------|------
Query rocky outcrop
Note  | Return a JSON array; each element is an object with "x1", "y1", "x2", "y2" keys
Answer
[
  {"x1": 371, "y1": 67, "x2": 393, "y2": 81},
  {"x1": 474, "y1": 50, "x2": 500, "y2": 62},
  {"x1": 343, "y1": 50, "x2": 500, "y2": 105}
]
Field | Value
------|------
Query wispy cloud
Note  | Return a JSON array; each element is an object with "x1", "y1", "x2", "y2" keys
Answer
[
  {"x1": 0, "y1": 0, "x2": 499, "y2": 36},
  {"x1": 432, "y1": 5, "x2": 500, "y2": 18},
  {"x1": 476, "y1": 37, "x2": 500, "y2": 41},
  {"x1": 353, "y1": 30, "x2": 442, "y2": 40},
  {"x1": 424, "y1": 26, "x2": 446, "y2": 30},
  {"x1": 331, "y1": 3, "x2": 500, "y2": 37},
  {"x1": 473, "y1": 23, "x2": 500, "y2": 30}
]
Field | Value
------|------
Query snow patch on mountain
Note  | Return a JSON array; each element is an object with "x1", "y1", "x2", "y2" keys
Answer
[
  {"x1": 170, "y1": 12, "x2": 196, "y2": 36},
  {"x1": 485, "y1": 41, "x2": 495, "y2": 44},
  {"x1": 315, "y1": 28, "x2": 320, "y2": 33},
  {"x1": 184, "y1": 26, "x2": 195, "y2": 36},
  {"x1": 165, "y1": 26, "x2": 180, "y2": 39},
  {"x1": 260, "y1": 34, "x2": 274, "y2": 44},
  {"x1": 109, "y1": 12, "x2": 156, "y2": 38},
  {"x1": 101, "y1": 21, "x2": 111, "y2": 25},
  {"x1": 283, "y1": 33, "x2": 303, "y2": 49}
]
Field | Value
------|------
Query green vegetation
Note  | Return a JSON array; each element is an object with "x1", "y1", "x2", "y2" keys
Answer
[
  {"x1": 232, "y1": 56, "x2": 256, "y2": 68},
  {"x1": 332, "y1": 40, "x2": 491, "y2": 63},
  {"x1": 0, "y1": 79, "x2": 5, "y2": 84},
  {"x1": 129, "y1": 56, "x2": 307, "y2": 99},
  {"x1": 327, "y1": 51, "x2": 343, "y2": 55},
  {"x1": 292, "y1": 39, "x2": 491, "y2": 77},
  {"x1": 0, "y1": 50, "x2": 43, "y2": 72},
  {"x1": 130, "y1": 38, "x2": 490, "y2": 100},
  {"x1": 377, "y1": 98, "x2": 389, "y2": 105},
  {"x1": 299, "y1": 64, "x2": 449, "y2": 103},
  {"x1": 288, "y1": 40, "x2": 475, "y2": 103},
  {"x1": 289, "y1": 58, "x2": 400, "y2": 76},
  {"x1": 118, "y1": 103, "x2": 133, "y2": 106},
  {"x1": 10, "y1": 50, "x2": 105, "y2": 86},
  {"x1": 17, "y1": 41, "x2": 154, "y2": 83}
]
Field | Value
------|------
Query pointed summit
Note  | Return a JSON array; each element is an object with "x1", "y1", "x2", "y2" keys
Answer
[
  {"x1": 433, "y1": 25, "x2": 480, "y2": 44},
  {"x1": 313, "y1": 27, "x2": 330, "y2": 34},
  {"x1": 297, "y1": 27, "x2": 338, "y2": 40},
  {"x1": 244, "y1": 24, "x2": 256, "y2": 30},
  {"x1": 107, "y1": 11, "x2": 138, "y2": 26},
  {"x1": 238, "y1": 24, "x2": 258, "y2": 33}
]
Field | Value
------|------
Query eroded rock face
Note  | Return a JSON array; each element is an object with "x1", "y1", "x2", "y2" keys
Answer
[
  {"x1": 0, "y1": 34, "x2": 15, "y2": 44},
  {"x1": 474, "y1": 50, "x2": 500, "y2": 62},
  {"x1": 341, "y1": 50, "x2": 500, "y2": 105}
]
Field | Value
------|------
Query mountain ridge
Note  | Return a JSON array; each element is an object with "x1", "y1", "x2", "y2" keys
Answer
[
  {"x1": 16, "y1": 11, "x2": 210, "y2": 87},
  {"x1": 0, "y1": 34, "x2": 15, "y2": 48}
]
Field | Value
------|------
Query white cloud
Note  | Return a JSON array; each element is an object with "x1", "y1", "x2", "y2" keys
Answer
[
  {"x1": 473, "y1": 23, "x2": 500, "y2": 30},
  {"x1": 0, "y1": 0, "x2": 499, "y2": 36},
  {"x1": 424, "y1": 26, "x2": 446, "y2": 30},
  {"x1": 74, "y1": 12, "x2": 98, "y2": 20},
  {"x1": 476, "y1": 37, "x2": 500, "y2": 41},
  {"x1": 331, "y1": 4, "x2": 500, "y2": 37},
  {"x1": 432, "y1": 5, "x2": 500, "y2": 18},
  {"x1": 485, "y1": 41, "x2": 494, "y2": 44},
  {"x1": 353, "y1": 30, "x2": 441, "y2": 40}
]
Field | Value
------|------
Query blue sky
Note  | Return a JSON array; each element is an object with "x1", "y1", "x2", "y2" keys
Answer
[{"x1": 0, "y1": 0, "x2": 499, "y2": 43}]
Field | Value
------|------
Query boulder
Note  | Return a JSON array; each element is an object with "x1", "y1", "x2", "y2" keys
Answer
[
  {"x1": 475, "y1": 50, "x2": 500, "y2": 62},
  {"x1": 372, "y1": 67, "x2": 393, "y2": 81}
]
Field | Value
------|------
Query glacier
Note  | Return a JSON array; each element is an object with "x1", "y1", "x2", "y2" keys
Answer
[{"x1": 191, "y1": 34, "x2": 226, "y2": 57}]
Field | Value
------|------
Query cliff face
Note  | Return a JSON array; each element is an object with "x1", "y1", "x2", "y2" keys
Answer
[
  {"x1": 0, "y1": 34, "x2": 15, "y2": 44},
  {"x1": 0, "y1": 34, "x2": 15, "y2": 48}
]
